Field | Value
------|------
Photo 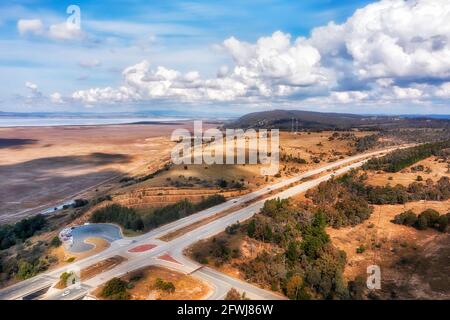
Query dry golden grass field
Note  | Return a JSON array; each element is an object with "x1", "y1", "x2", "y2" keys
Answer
[{"x1": 0, "y1": 122, "x2": 205, "y2": 223}]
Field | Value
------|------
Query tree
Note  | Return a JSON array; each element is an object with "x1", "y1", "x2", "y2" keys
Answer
[
  {"x1": 50, "y1": 236, "x2": 62, "y2": 247},
  {"x1": 72, "y1": 199, "x2": 88, "y2": 208},
  {"x1": 155, "y1": 278, "x2": 175, "y2": 293},
  {"x1": 437, "y1": 215, "x2": 448, "y2": 232},
  {"x1": 225, "y1": 288, "x2": 242, "y2": 300},
  {"x1": 393, "y1": 210, "x2": 417, "y2": 226},
  {"x1": 419, "y1": 209, "x2": 440, "y2": 228},
  {"x1": 17, "y1": 260, "x2": 35, "y2": 280},
  {"x1": 217, "y1": 179, "x2": 228, "y2": 188},
  {"x1": 247, "y1": 219, "x2": 256, "y2": 238},
  {"x1": 348, "y1": 276, "x2": 366, "y2": 300},
  {"x1": 0, "y1": 215, "x2": 47, "y2": 250},
  {"x1": 301, "y1": 212, "x2": 329, "y2": 259},
  {"x1": 416, "y1": 215, "x2": 428, "y2": 230},
  {"x1": 286, "y1": 241, "x2": 300, "y2": 262},
  {"x1": 286, "y1": 275, "x2": 310, "y2": 300},
  {"x1": 58, "y1": 271, "x2": 75, "y2": 288},
  {"x1": 101, "y1": 278, "x2": 130, "y2": 300},
  {"x1": 91, "y1": 204, "x2": 143, "y2": 232}
]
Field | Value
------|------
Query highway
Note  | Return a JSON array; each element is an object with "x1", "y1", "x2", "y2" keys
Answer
[{"x1": 0, "y1": 146, "x2": 407, "y2": 300}]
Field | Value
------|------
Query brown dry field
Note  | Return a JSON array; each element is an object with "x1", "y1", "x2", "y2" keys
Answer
[
  {"x1": 366, "y1": 156, "x2": 450, "y2": 187},
  {"x1": 119, "y1": 131, "x2": 370, "y2": 202},
  {"x1": 280, "y1": 131, "x2": 370, "y2": 161},
  {"x1": 94, "y1": 266, "x2": 211, "y2": 300},
  {"x1": 0, "y1": 127, "x2": 370, "y2": 224},
  {"x1": 47, "y1": 130, "x2": 369, "y2": 220},
  {"x1": 0, "y1": 122, "x2": 202, "y2": 223},
  {"x1": 328, "y1": 200, "x2": 450, "y2": 299}
]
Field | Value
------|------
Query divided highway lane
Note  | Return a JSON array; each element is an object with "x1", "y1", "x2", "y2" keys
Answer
[{"x1": 0, "y1": 146, "x2": 409, "y2": 300}]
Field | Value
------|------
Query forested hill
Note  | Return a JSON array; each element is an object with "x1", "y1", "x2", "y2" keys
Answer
[{"x1": 225, "y1": 110, "x2": 450, "y2": 131}]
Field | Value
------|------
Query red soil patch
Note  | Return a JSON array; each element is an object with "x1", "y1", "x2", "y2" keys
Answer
[
  {"x1": 128, "y1": 244, "x2": 157, "y2": 253},
  {"x1": 157, "y1": 253, "x2": 182, "y2": 265}
]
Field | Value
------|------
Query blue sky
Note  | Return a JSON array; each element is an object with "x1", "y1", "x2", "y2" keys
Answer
[{"x1": 1, "y1": 0, "x2": 450, "y2": 115}]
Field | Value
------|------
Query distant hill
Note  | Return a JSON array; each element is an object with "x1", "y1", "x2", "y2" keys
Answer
[{"x1": 225, "y1": 110, "x2": 450, "y2": 131}]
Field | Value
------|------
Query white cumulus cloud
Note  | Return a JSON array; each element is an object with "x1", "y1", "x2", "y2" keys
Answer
[
  {"x1": 48, "y1": 22, "x2": 83, "y2": 40},
  {"x1": 17, "y1": 19, "x2": 44, "y2": 36},
  {"x1": 69, "y1": 0, "x2": 450, "y2": 109},
  {"x1": 25, "y1": 81, "x2": 39, "y2": 92},
  {"x1": 50, "y1": 92, "x2": 64, "y2": 104},
  {"x1": 309, "y1": 0, "x2": 450, "y2": 80},
  {"x1": 17, "y1": 19, "x2": 84, "y2": 41}
]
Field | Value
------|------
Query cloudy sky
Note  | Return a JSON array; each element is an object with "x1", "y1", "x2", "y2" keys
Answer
[{"x1": 1, "y1": 0, "x2": 450, "y2": 115}]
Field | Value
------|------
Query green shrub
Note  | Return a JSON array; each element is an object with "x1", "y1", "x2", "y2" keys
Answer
[
  {"x1": 301, "y1": 212, "x2": 330, "y2": 259},
  {"x1": 58, "y1": 271, "x2": 75, "y2": 288},
  {"x1": 418, "y1": 209, "x2": 440, "y2": 227},
  {"x1": 101, "y1": 278, "x2": 130, "y2": 300},
  {"x1": 155, "y1": 278, "x2": 175, "y2": 293},
  {"x1": 225, "y1": 288, "x2": 243, "y2": 300},
  {"x1": 50, "y1": 236, "x2": 62, "y2": 247},
  {"x1": 0, "y1": 215, "x2": 46, "y2": 250},
  {"x1": 437, "y1": 215, "x2": 448, "y2": 232},
  {"x1": 393, "y1": 210, "x2": 418, "y2": 226},
  {"x1": 225, "y1": 222, "x2": 240, "y2": 235},
  {"x1": 356, "y1": 245, "x2": 365, "y2": 254},
  {"x1": 415, "y1": 215, "x2": 429, "y2": 230},
  {"x1": 16, "y1": 258, "x2": 49, "y2": 280}
]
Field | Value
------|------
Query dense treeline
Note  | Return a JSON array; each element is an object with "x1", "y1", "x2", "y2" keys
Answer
[
  {"x1": 363, "y1": 140, "x2": 450, "y2": 172},
  {"x1": 393, "y1": 209, "x2": 449, "y2": 232},
  {"x1": 143, "y1": 199, "x2": 195, "y2": 229},
  {"x1": 90, "y1": 195, "x2": 226, "y2": 232},
  {"x1": 305, "y1": 172, "x2": 373, "y2": 227},
  {"x1": 0, "y1": 238, "x2": 56, "y2": 281},
  {"x1": 306, "y1": 171, "x2": 450, "y2": 227},
  {"x1": 90, "y1": 205, "x2": 144, "y2": 231},
  {"x1": 241, "y1": 199, "x2": 348, "y2": 299},
  {"x1": 356, "y1": 134, "x2": 379, "y2": 152},
  {"x1": 280, "y1": 154, "x2": 307, "y2": 164},
  {"x1": 0, "y1": 215, "x2": 46, "y2": 250}
]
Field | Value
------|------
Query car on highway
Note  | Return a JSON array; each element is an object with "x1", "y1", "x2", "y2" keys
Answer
[{"x1": 62, "y1": 290, "x2": 71, "y2": 297}]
